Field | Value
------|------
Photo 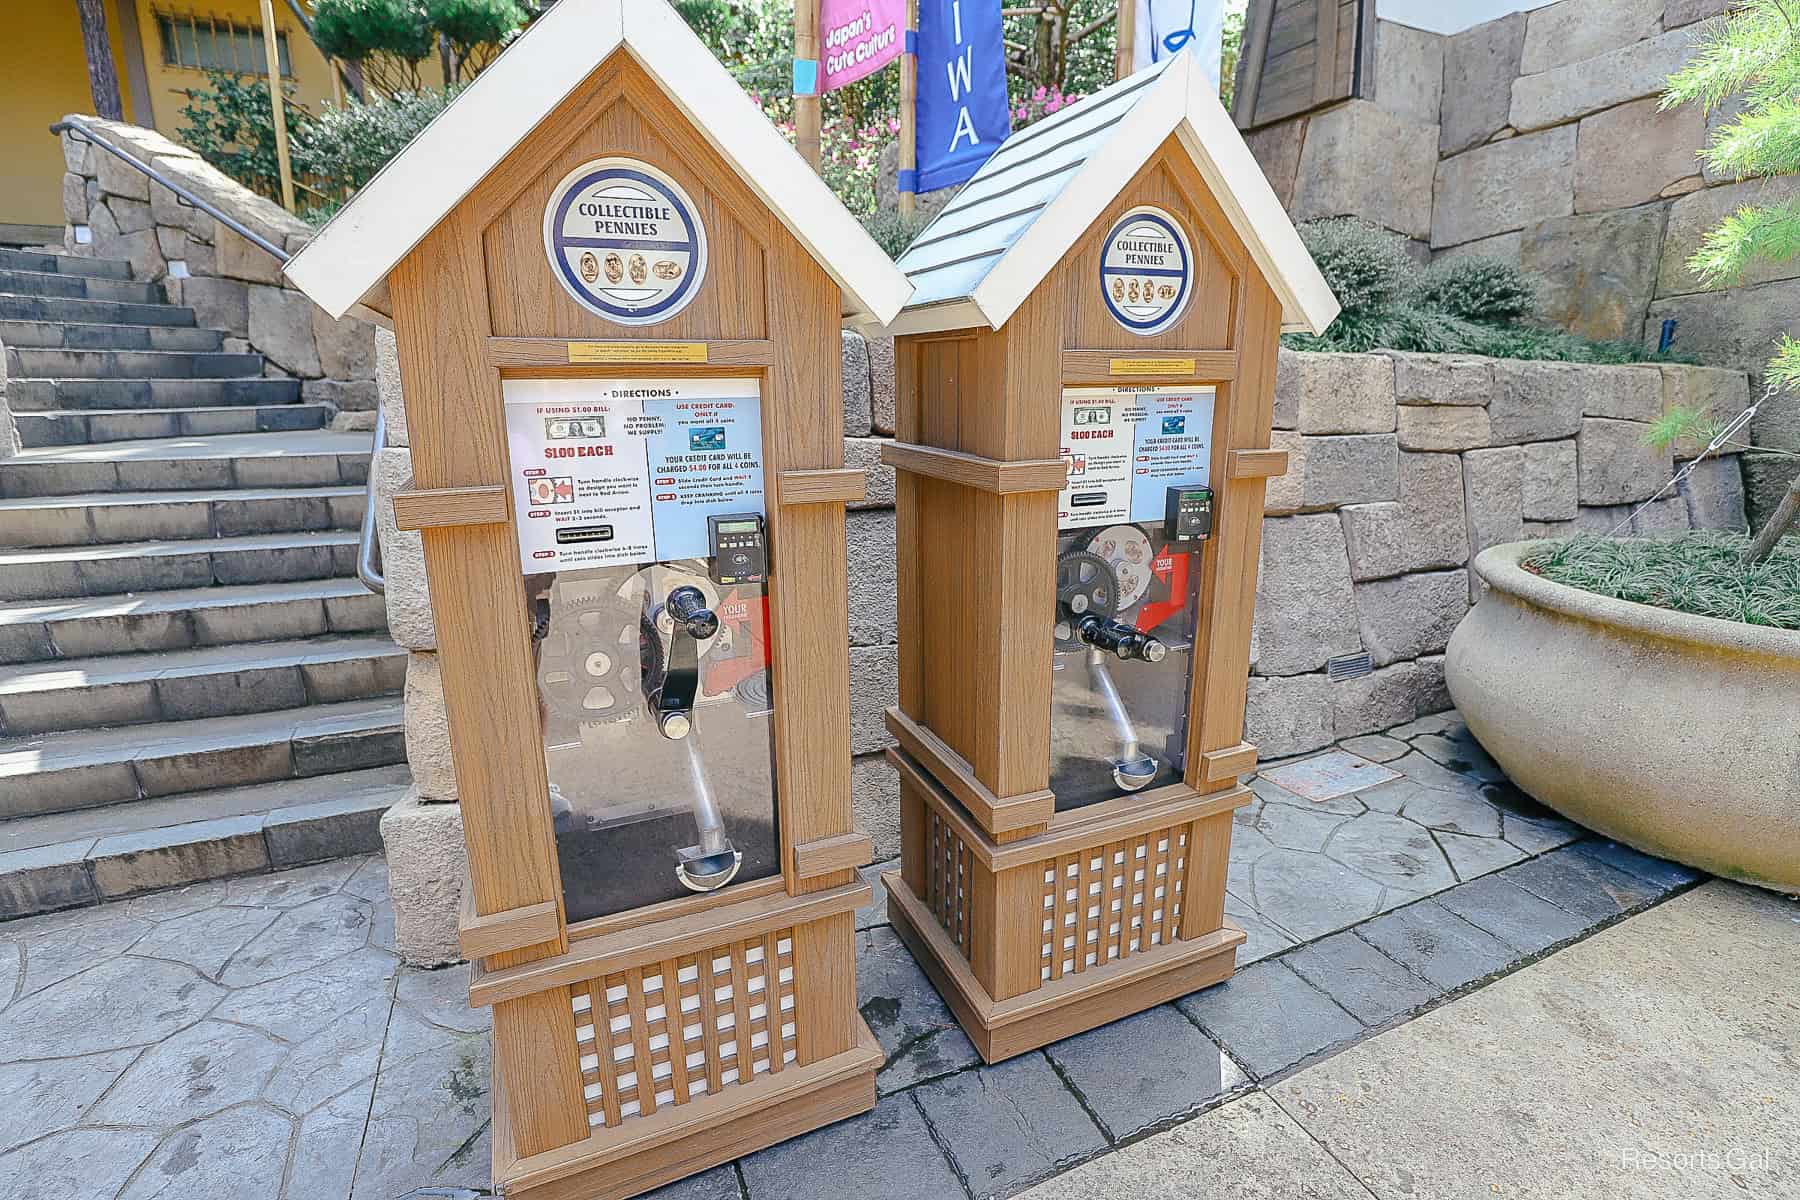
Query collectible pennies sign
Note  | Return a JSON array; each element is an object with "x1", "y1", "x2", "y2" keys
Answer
[
  {"x1": 1099, "y1": 206, "x2": 1193, "y2": 336},
  {"x1": 1058, "y1": 385, "x2": 1215, "y2": 529},
  {"x1": 503, "y1": 376, "x2": 764, "y2": 571},
  {"x1": 543, "y1": 157, "x2": 709, "y2": 326}
]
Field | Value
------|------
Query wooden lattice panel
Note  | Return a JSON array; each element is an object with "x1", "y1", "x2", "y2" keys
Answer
[
  {"x1": 1039, "y1": 825, "x2": 1187, "y2": 981},
  {"x1": 568, "y1": 931, "x2": 799, "y2": 1128},
  {"x1": 925, "y1": 807, "x2": 974, "y2": 958}
]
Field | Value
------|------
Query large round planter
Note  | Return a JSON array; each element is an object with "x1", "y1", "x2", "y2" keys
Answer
[{"x1": 1447, "y1": 541, "x2": 1800, "y2": 894}]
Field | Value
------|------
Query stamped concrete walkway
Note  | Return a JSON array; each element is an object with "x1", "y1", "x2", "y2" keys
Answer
[{"x1": 0, "y1": 709, "x2": 1776, "y2": 1200}]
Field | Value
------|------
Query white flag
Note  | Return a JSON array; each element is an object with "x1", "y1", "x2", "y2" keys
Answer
[{"x1": 1133, "y1": 0, "x2": 1225, "y2": 88}]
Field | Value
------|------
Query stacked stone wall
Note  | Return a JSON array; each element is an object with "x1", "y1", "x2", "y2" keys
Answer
[
  {"x1": 1239, "y1": 0, "x2": 1796, "y2": 524},
  {"x1": 1249, "y1": 349, "x2": 1747, "y2": 759},
  {"x1": 56, "y1": 117, "x2": 378, "y2": 423}
]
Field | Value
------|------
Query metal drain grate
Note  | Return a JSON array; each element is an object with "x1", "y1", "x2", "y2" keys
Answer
[{"x1": 1326, "y1": 651, "x2": 1373, "y2": 682}]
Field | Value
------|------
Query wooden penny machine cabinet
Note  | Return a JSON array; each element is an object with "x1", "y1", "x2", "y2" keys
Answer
[
  {"x1": 878, "y1": 53, "x2": 1338, "y2": 1062},
  {"x1": 282, "y1": 3, "x2": 912, "y2": 1196}
]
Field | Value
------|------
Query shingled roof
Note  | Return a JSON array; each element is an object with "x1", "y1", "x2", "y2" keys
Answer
[{"x1": 890, "y1": 51, "x2": 1337, "y2": 336}]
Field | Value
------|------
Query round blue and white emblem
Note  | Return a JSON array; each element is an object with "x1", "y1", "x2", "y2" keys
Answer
[
  {"x1": 1099, "y1": 206, "x2": 1193, "y2": 336},
  {"x1": 543, "y1": 157, "x2": 708, "y2": 326}
]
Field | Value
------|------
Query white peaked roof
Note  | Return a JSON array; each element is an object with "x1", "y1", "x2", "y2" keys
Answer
[
  {"x1": 282, "y1": 0, "x2": 911, "y2": 328},
  {"x1": 891, "y1": 52, "x2": 1338, "y2": 336}
]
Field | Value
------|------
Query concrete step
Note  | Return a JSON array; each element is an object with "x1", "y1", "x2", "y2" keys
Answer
[
  {"x1": 0, "y1": 634, "x2": 405, "y2": 736},
  {"x1": 0, "y1": 484, "x2": 364, "y2": 549},
  {"x1": 0, "y1": 249, "x2": 133, "y2": 279},
  {"x1": 0, "y1": 695, "x2": 406, "y2": 820},
  {"x1": 0, "y1": 268, "x2": 161, "y2": 304},
  {"x1": 0, "y1": 430, "x2": 372, "y2": 497},
  {"x1": 6, "y1": 376, "x2": 301, "y2": 411},
  {"x1": 0, "y1": 578, "x2": 386, "y2": 665},
  {"x1": 8, "y1": 347, "x2": 265, "y2": 380},
  {"x1": 17, "y1": 403, "x2": 332, "y2": 447},
  {"x1": 0, "y1": 764, "x2": 411, "y2": 917},
  {"x1": 0, "y1": 293, "x2": 196, "y2": 327},
  {"x1": 0, "y1": 529, "x2": 360, "y2": 601},
  {"x1": 0, "y1": 318, "x2": 225, "y2": 351}
]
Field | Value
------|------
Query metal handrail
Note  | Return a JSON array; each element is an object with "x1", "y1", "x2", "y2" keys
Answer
[
  {"x1": 50, "y1": 115, "x2": 387, "y2": 594},
  {"x1": 51, "y1": 116, "x2": 291, "y2": 262}
]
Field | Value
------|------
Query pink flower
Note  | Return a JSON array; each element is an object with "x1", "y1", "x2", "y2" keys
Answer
[
  {"x1": 1016, "y1": 105, "x2": 1027, "y2": 118},
  {"x1": 1045, "y1": 96, "x2": 1063, "y2": 112},
  {"x1": 1034, "y1": 86, "x2": 1047, "y2": 102}
]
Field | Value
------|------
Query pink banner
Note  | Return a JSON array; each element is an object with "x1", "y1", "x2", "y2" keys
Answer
[{"x1": 819, "y1": 0, "x2": 904, "y2": 92}]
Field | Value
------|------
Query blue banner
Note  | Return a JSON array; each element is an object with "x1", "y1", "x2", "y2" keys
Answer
[{"x1": 910, "y1": 0, "x2": 1011, "y2": 194}]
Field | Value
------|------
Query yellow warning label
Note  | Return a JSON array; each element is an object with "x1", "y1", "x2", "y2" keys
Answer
[
  {"x1": 1109, "y1": 357, "x2": 1197, "y2": 377},
  {"x1": 566, "y1": 341, "x2": 710, "y2": 364}
]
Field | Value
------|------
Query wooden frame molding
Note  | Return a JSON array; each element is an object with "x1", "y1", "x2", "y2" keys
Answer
[
  {"x1": 392, "y1": 484, "x2": 509, "y2": 531},
  {"x1": 776, "y1": 468, "x2": 867, "y2": 506},
  {"x1": 468, "y1": 880, "x2": 871, "y2": 1008},
  {"x1": 1227, "y1": 448, "x2": 1289, "y2": 479},
  {"x1": 1199, "y1": 741, "x2": 1259, "y2": 784},
  {"x1": 880, "y1": 442, "x2": 1069, "y2": 496},
  {"x1": 1060, "y1": 348, "x2": 1238, "y2": 383},
  {"x1": 791, "y1": 832, "x2": 874, "y2": 880},
  {"x1": 885, "y1": 708, "x2": 1056, "y2": 836},
  {"x1": 460, "y1": 890, "x2": 562, "y2": 961}
]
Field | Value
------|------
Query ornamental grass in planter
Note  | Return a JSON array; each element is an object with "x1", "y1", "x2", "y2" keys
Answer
[{"x1": 1446, "y1": 532, "x2": 1800, "y2": 894}]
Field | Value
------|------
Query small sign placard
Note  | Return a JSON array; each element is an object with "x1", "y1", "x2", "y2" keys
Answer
[
  {"x1": 1100, "y1": 206, "x2": 1194, "y2": 337},
  {"x1": 566, "y1": 341, "x2": 710, "y2": 364},
  {"x1": 1110, "y1": 357, "x2": 1197, "y2": 377}
]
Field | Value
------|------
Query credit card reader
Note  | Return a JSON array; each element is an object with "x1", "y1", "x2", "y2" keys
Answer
[
  {"x1": 708, "y1": 513, "x2": 768, "y2": 585},
  {"x1": 1164, "y1": 485, "x2": 1214, "y2": 544}
]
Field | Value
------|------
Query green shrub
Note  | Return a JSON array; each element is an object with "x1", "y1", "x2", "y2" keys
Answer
[
  {"x1": 1295, "y1": 218, "x2": 1414, "y2": 315},
  {"x1": 312, "y1": 0, "x2": 435, "y2": 65},
  {"x1": 1524, "y1": 532, "x2": 1800, "y2": 629},
  {"x1": 860, "y1": 208, "x2": 929, "y2": 258},
  {"x1": 1411, "y1": 257, "x2": 1539, "y2": 325},
  {"x1": 178, "y1": 73, "x2": 315, "y2": 200},
  {"x1": 1286, "y1": 218, "x2": 1684, "y2": 365},
  {"x1": 293, "y1": 88, "x2": 461, "y2": 195}
]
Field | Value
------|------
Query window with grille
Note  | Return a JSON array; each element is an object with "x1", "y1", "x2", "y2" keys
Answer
[{"x1": 156, "y1": 11, "x2": 293, "y2": 78}]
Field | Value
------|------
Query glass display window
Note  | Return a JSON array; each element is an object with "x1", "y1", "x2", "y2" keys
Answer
[
  {"x1": 503, "y1": 376, "x2": 780, "y2": 922},
  {"x1": 1051, "y1": 386, "x2": 1216, "y2": 812}
]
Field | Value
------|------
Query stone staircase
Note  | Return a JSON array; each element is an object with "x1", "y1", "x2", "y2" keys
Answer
[{"x1": 0, "y1": 249, "x2": 410, "y2": 919}]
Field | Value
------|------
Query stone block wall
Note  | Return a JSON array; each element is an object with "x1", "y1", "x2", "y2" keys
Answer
[
  {"x1": 57, "y1": 117, "x2": 378, "y2": 424},
  {"x1": 1249, "y1": 349, "x2": 1749, "y2": 759},
  {"x1": 375, "y1": 329, "x2": 908, "y2": 865},
  {"x1": 1239, "y1": 0, "x2": 1798, "y2": 525}
]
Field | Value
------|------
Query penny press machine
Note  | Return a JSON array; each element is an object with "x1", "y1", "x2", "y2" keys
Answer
[
  {"x1": 880, "y1": 53, "x2": 1337, "y2": 1061},
  {"x1": 284, "y1": 3, "x2": 911, "y2": 1196}
]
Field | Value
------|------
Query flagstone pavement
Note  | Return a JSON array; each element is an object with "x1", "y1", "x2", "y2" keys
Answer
[{"x1": 0, "y1": 710, "x2": 1732, "y2": 1200}]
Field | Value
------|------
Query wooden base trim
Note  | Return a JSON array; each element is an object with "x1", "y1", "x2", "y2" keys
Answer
[
  {"x1": 392, "y1": 484, "x2": 508, "y2": 530},
  {"x1": 1227, "y1": 448, "x2": 1289, "y2": 479},
  {"x1": 566, "y1": 877, "x2": 786, "y2": 942},
  {"x1": 1198, "y1": 741, "x2": 1259, "y2": 784},
  {"x1": 777, "y1": 468, "x2": 866, "y2": 506},
  {"x1": 886, "y1": 708, "x2": 1055, "y2": 838},
  {"x1": 493, "y1": 1019, "x2": 881, "y2": 1200},
  {"x1": 886, "y1": 871, "x2": 1243, "y2": 1062},
  {"x1": 469, "y1": 880, "x2": 870, "y2": 1007},
  {"x1": 899, "y1": 748, "x2": 1251, "y2": 872},
  {"x1": 1062, "y1": 349, "x2": 1238, "y2": 384},
  {"x1": 880, "y1": 442, "x2": 1069, "y2": 495},
  {"x1": 791, "y1": 832, "x2": 874, "y2": 880},
  {"x1": 487, "y1": 337, "x2": 775, "y2": 368},
  {"x1": 458, "y1": 889, "x2": 561, "y2": 961}
]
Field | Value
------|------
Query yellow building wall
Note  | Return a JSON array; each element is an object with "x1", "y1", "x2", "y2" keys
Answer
[
  {"x1": 0, "y1": 2, "x2": 137, "y2": 228},
  {"x1": 1, "y1": 0, "x2": 447, "y2": 229}
]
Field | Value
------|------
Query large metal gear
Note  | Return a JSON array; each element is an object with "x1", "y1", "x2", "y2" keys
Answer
[
  {"x1": 534, "y1": 591, "x2": 660, "y2": 726},
  {"x1": 1085, "y1": 524, "x2": 1156, "y2": 612},
  {"x1": 1055, "y1": 549, "x2": 1120, "y2": 648}
]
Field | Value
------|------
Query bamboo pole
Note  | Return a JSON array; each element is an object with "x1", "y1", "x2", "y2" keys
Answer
[
  {"x1": 1114, "y1": 0, "x2": 1135, "y2": 82},
  {"x1": 258, "y1": 0, "x2": 296, "y2": 212},
  {"x1": 796, "y1": 0, "x2": 822, "y2": 169},
  {"x1": 899, "y1": 0, "x2": 918, "y2": 218}
]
